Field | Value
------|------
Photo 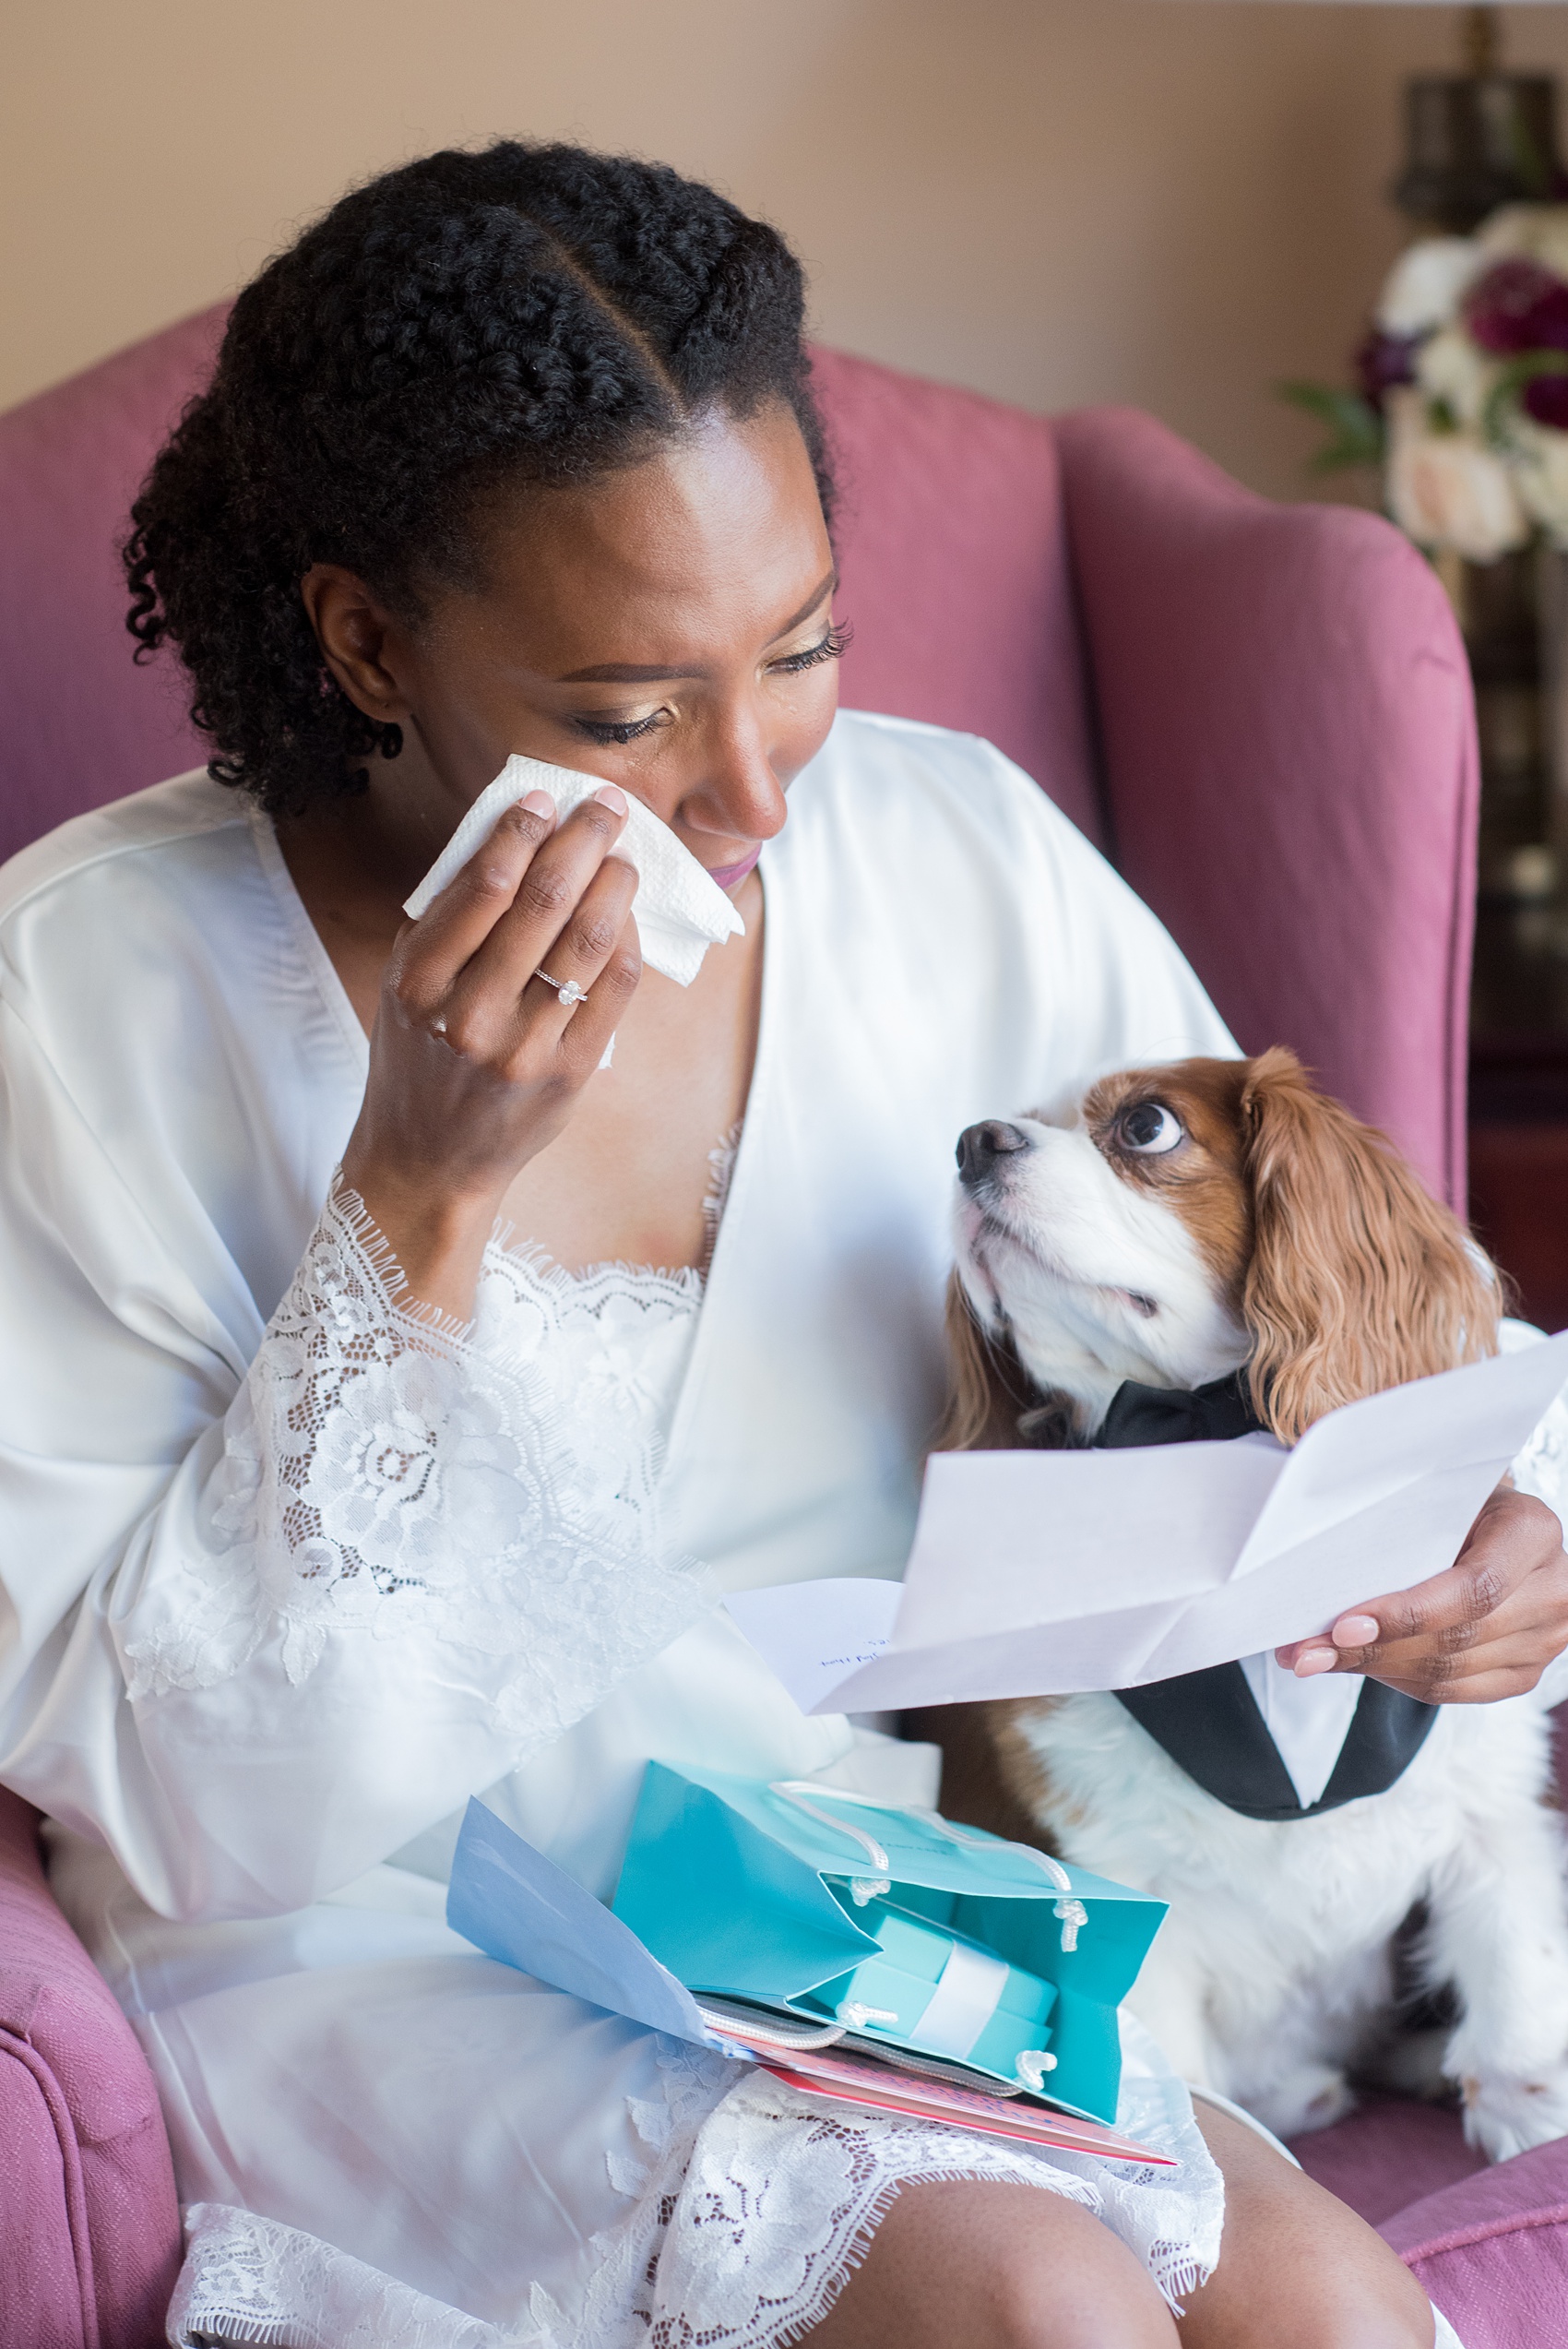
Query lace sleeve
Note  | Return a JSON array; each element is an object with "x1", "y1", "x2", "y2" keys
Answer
[{"x1": 110, "y1": 1180, "x2": 710, "y2": 1899}]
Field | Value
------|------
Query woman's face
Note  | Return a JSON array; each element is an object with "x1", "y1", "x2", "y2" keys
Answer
[{"x1": 305, "y1": 399, "x2": 839, "y2": 891}]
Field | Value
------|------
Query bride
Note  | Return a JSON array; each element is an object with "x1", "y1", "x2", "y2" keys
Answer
[{"x1": 0, "y1": 137, "x2": 1554, "y2": 2347}]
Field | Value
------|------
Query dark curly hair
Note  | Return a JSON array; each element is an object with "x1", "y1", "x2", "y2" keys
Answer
[{"x1": 124, "y1": 141, "x2": 833, "y2": 817}]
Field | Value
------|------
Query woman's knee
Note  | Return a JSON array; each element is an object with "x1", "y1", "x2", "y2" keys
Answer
[
  {"x1": 986, "y1": 2222, "x2": 1181, "y2": 2349},
  {"x1": 1182, "y1": 2104, "x2": 1434, "y2": 2349},
  {"x1": 809, "y1": 2179, "x2": 1179, "y2": 2349}
]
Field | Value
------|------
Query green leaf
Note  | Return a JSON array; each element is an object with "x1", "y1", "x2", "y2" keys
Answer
[{"x1": 1275, "y1": 381, "x2": 1384, "y2": 471}]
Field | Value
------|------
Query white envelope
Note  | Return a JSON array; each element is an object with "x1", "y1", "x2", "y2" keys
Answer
[{"x1": 724, "y1": 1334, "x2": 1568, "y2": 1715}]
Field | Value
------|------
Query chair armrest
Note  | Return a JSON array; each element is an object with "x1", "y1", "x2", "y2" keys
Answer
[
  {"x1": 1055, "y1": 405, "x2": 1478, "y2": 1210},
  {"x1": 1380, "y1": 2136, "x2": 1568, "y2": 2349},
  {"x1": 0, "y1": 1786, "x2": 181, "y2": 2349}
]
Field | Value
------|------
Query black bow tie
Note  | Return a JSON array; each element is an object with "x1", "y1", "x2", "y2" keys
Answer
[
  {"x1": 1083, "y1": 1367, "x2": 1437, "y2": 1818},
  {"x1": 1094, "y1": 1369, "x2": 1265, "y2": 1450}
]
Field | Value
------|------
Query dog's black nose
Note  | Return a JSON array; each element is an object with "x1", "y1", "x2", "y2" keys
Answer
[{"x1": 956, "y1": 1121, "x2": 1029, "y2": 1186}]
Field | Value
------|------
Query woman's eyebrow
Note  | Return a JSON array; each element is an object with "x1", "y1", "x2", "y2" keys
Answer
[
  {"x1": 554, "y1": 569, "x2": 839, "y2": 685},
  {"x1": 765, "y1": 567, "x2": 838, "y2": 646}
]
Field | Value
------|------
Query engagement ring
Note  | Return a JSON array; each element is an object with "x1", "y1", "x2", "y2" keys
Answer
[{"x1": 534, "y1": 968, "x2": 588, "y2": 1008}]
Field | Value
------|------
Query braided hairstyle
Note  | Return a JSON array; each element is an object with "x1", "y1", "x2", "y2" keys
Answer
[{"x1": 125, "y1": 141, "x2": 833, "y2": 817}]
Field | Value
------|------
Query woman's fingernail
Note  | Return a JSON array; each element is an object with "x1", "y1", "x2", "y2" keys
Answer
[
  {"x1": 1334, "y1": 1615, "x2": 1380, "y2": 1648},
  {"x1": 1294, "y1": 1648, "x2": 1336, "y2": 1676},
  {"x1": 522, "y1": 790, "x2": 555, "y2": 818},
  {"x1": 593, "y1": 784, "x2": 628, "y2": 816}
]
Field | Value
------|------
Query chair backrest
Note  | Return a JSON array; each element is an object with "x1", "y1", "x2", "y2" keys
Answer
[
  {"x1": 0, "y1": 309, "x2": 226, "y2": 860},
  {"x1": 809, "y1": 347, "x2": 1104, "y2": 843},
  {"x1": 0, "y1": 319, "x2": 1107, "y2": 849},
  {"x1": 1056, "y1": 407, "x2": 1476, "y2": 1210},
  {"x1": 0, "y1": 315, "x2": 1475, "y2": 1202}
]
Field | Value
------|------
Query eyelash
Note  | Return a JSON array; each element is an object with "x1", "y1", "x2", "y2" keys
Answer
[
  {"x1": 573, "y1": 622, "x2": 853, "y2": 745},
  {"x1": 774, "y1": 621, "x2": 854, "y2": 674}
]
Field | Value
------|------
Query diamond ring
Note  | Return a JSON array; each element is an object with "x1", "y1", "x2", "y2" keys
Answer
[{"x1": 534, "y1": 967, "x2": 588, "y2": 1008}]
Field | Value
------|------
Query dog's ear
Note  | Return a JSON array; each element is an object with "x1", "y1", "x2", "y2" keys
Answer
[
  {"x1": 935, "y1": 1272, "x2": 1048, "y2": 1451},
  {"x1": 1241, "y1": 1047, "x2": 1502, "y2": 1444},
  {"x1": 935, "y1": 1273, "x2": 1007, "y2": 1450}
]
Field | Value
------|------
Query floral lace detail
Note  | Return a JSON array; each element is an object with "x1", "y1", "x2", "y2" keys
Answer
[
  {"x1": 701, "y1": 1121, "x2": 744, "y2": 1277},
  {"x1": 152, "y1": 1136, "x2": 1228, "y2": 2348},
  {"x1": 167, "y1": 2021, "x2": 1224, "y2": 2349},
  {"x1": 121, "y1": 1179, "x2": 708, "y2": 1743},
  {"x1": 616, "y1": 2013, "x2": 1224, "y2": 2344},
  {"x1": 168, "y1": 2201, "x2": 504, "y2": 2347}
]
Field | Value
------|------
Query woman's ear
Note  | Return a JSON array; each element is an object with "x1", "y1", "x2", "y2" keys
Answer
[
  {"x1": 1241, "y1": 1047, "x2": 1502, "y2": 1443},
  {"x1": 300, "y1": 564, "x2": 413, "y2": 725}
]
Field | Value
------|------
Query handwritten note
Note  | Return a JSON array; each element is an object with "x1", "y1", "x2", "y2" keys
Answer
[{"x1": 722, "y1": 1579, "x2": 900, "y2": 1713}]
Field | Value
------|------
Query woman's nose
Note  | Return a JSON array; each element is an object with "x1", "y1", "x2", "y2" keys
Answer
[
  {"x1": 956, "y1": 1122, "x2": 1030, "y2": 1186},
  {"x1": 677, "y1": 701, "x2": 793, "y2": 844},
  {"x1": 690, "y1": 756, "x2": 787, "y2": 844}
]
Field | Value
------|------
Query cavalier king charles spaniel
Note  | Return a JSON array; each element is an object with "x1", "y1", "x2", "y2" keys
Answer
[{"x1": 937, "y1": 1046, "x2": 1568, "y2": 2158}]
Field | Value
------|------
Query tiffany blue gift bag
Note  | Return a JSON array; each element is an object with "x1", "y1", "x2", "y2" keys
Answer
[{"x1": 608, "y1": 1764, "x2": 1165, "y2": 2125}]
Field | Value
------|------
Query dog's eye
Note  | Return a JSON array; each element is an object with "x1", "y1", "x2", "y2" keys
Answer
[{"x1": 1118, "y1": 1102, "x2": 1183, "y2": 1155}]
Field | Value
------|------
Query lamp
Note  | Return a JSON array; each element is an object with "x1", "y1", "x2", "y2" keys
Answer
[
  {"x1": 1206, "y1": 5, "x2": 1562, "y2": 223},
  {"x1": 1394, "y1": 7, "x2": 1563, "y2": 231}
]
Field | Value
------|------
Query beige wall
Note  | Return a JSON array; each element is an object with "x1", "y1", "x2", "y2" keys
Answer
[{"x1": 7, "y1": 2, "x2": 1568, "y2": 501}]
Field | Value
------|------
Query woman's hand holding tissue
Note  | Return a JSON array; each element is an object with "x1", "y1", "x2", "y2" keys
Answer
[
  {"x1": 1276, "y1": 1485, "x2": 1568, "y2": 1703},
  {"x1": 339, "y1": 783, "x2": 641, "y2": 1319}
]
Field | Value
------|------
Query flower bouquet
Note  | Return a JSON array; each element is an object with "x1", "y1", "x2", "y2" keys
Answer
[
  {"x1": 1287, "y1": 208, "x2": 1568, "y2": 900},
  {"x1": 1289, "y1": 207, "x2": 1568, "y2": 560}
]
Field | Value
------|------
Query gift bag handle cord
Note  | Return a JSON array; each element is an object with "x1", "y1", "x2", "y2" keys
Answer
[{"x1": 766, "y1": 1783, "x2": 1088, "y2": 1951}]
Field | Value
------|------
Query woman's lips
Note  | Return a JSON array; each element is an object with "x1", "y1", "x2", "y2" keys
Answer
[{"x1": 707, "y1": 845, "x2": 761, "y2": 891}]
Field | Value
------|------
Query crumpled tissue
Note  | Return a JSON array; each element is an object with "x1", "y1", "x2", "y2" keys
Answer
[{"x1": 403, "y1": 752, "x2": 744, "y2": 986}]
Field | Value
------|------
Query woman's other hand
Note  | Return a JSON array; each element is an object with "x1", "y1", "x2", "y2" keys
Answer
[
  {"x1": 339, "y1": 783, "x2": 640, "y2": 1318},
  {"x1": 1276, "y1": 1485, "x2": 1568, "y2": 1701}
]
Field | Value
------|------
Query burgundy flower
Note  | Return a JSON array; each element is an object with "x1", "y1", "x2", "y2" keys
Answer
[
  {"x1": 1463, "y1": 257, "x2": 1568, "y2": 355},
  {"x1": 1524, "y1": 370, "x2": 1568, "y2": 429},
  {"x1": 1354, "y1": 328, "x2": 1420, "y2": 411}
]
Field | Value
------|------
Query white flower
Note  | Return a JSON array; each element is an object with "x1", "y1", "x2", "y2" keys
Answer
[
  {"x1": 294, "y1": 1355, "x2": 446, "y2": 1556},
  {"x1": 1376, "y1": 237, "x2": 1484, "y2": 337},
  {"x1": 1477, "y1": 204, "x2": 1568, "y2": 285},
  {"x1": 1384, "y1": 388, "x2": 1529, "y2": 560},
  {"x1": 1508, "y1": 415, "x2": 1568, "y2": 546},
  {"x1": 1415, "y1": 326, "x2": 1497, "y2": 428}
]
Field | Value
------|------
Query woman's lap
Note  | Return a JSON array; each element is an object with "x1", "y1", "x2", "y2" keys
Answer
[
  {"x1": 48, "y1": 1833, "x2": 1235, "y2": 2348},
  {"x1": 51, "y1": 1831, "x2": 681, "y2": 2323}
]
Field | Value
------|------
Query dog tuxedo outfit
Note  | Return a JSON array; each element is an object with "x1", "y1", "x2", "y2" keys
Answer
[{"x1": 1091, "y1": 1374, "x2": 1438, "y2": 1823}]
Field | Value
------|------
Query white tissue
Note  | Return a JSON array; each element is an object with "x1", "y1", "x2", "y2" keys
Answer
[{"x1": 402, "y1": 753, "x2": 745, "y2": 986}]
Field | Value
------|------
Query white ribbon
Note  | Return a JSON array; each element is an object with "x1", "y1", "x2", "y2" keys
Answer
[{"x1": 908, "y1": 1938, "x2": 1010, "y2": 2061}]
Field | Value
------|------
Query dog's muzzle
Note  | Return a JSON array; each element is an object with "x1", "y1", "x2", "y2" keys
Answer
[{"x1": 956, "y1": 1121, "x2": 1030, "y2": 1190}]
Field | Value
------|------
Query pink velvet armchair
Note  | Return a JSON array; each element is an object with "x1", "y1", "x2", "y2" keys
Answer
[{"x1": 0, "y1": 314, "x2": 1556, "y2": 2347}]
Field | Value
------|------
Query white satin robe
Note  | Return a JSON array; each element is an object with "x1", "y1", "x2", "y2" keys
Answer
[{"x1": 0, "y1": 709, "x2": 1238, "y2": 2334}]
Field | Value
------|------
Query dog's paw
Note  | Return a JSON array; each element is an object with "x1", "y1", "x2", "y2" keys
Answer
[
  {"x1": 1463, "y1": 2066, "x2": 1568, "y2": 2161},
  {"x1": 1246, "y1": 2061, "x2": 1359, "y2": 2140}
]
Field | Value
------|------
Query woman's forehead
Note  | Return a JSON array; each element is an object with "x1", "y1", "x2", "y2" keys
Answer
[{"x1": 447, "y1": 403, "x2": 833, "y2": 666}]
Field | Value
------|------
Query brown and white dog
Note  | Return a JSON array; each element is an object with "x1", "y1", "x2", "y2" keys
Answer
[{"x1": 940, "y1": 1047, "x2": 1568, "y2": 2158}]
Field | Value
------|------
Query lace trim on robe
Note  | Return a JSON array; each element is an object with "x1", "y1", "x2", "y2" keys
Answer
[
  {"x1": 148, "y1": 1141, "x2": 1228, "y2": 2348},
  {"x1": 120, "y1": 1176, "x2": 709, "y2": 1746},
  {"x1": 167, "y1": 2021, "x2": 1225, "y2": 2349}
]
